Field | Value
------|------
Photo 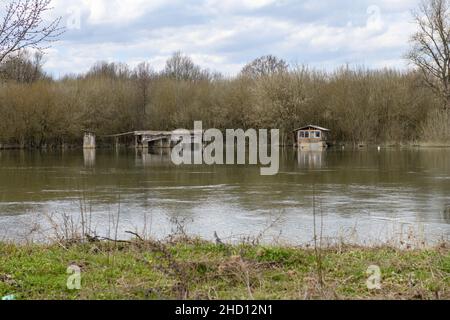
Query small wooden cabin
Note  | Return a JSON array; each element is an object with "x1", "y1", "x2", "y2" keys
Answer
[{"x1": 293, "y1": 125, "x2": 330, "y2": 150}]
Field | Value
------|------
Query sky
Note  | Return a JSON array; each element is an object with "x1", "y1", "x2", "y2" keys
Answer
[{"x1": 34, "y1": 0, "x2": 421, "y2": 77}]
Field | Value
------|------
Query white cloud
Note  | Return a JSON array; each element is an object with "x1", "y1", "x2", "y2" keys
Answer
[
  {"x1": 203, "y1": 0, "x2": 279, "y2": 13},
  {"x1": 50, "y1": 0, "x2": 166, "y2": 24},
  {"x1": 38, "y1": 0, "x2": 421, "y2": 76},
  {"x1": 84, "y1": 0, "x2": 166, "y2": 24}
]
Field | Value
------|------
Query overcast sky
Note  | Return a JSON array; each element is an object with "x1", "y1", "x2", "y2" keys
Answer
[{"x1": 39, "y1": 0, "x2": 420, "y2": 77}]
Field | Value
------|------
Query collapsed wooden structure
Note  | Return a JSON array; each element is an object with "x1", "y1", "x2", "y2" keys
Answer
[{"x1": 106, "y1": 130, "x2": 203, "y2": 149}]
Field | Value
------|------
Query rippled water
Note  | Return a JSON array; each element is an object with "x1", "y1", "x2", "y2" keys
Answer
[{"x1": 0, "y1": 148, "x2": 449, "y2": 245}]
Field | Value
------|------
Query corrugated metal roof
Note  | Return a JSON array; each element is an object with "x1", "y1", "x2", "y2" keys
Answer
[{"x1": 293, "y1": 125, "x2": 330, "y2": 132}]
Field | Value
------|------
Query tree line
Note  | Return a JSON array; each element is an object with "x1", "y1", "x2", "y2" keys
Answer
[
  {"x1": 0, "y1": 52, "x2": 445, "y2": 148},
  {"x1": 0, "y1": 0, "x2": 449, "y2": 148}
]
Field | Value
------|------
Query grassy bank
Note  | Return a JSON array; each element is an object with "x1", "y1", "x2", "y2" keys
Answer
[{"x1": 0, "y1": 240, "x2": 448, "y2": 300}]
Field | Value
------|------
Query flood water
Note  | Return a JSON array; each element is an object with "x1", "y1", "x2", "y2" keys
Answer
[{"x1": 0, "y1": 148, "x2": 449, "y2": 245}]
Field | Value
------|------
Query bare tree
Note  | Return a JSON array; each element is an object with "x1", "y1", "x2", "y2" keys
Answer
[
  {"x1": 407, "y1": 0, "x2": 450, "y2": 110},
  {"x1": 86, "y1": 61, "x2": 131, "y2": 79},
  {"x1": 0, "y1": 50, "x2": 47, "y2": 82},
  {"x1": 241, "y1": 55, "x2": 288, "y2": 79},
  {"x1": 0, "y1": 0, "x2": 64, "y2": 64},
  {"x1": 164, "y1": 51, "x2": 206, "y2": 81},
  {"x1": 133, "y1": 62, "x2": 154, "y2": 129}
]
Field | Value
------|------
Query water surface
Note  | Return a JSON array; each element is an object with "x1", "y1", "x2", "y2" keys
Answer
[{"x1": 0, "y1": 148, "x2": 449, "y2": 245}]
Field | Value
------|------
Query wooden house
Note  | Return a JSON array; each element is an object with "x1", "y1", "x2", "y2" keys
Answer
[{"x1": 293, "y1": 125, "x2": 330, "y2": 150}]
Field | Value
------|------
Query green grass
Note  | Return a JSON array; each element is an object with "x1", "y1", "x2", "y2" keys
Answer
[{"x1": 0, "y1": 240, "x2": 448, "y2": 300}]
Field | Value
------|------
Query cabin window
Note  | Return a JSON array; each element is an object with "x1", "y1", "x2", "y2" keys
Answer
[
  {"x1": 304, "y1": 132, "x2": 310, "y2": 138},
  {"x1": 300, "y1": 131, "x2": 305, "y2": 138},
  {"x1": 315, "y1": 131, "x2": 321, "y2": 138}
]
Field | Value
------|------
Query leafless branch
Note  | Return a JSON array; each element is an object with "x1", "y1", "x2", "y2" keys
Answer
[
  {"x1": 407, "y1": 0, "x2": 450, "y2": 110},
  {"x1": 0, "y1": 0, "x2": 64, "y2": 64}
]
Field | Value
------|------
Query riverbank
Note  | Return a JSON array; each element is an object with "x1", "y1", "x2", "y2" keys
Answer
[
  {"x1": 2, "y1": 141, "x2": 450, "y2": 150},
  {"x1": 0, "y1": 240, "x2": 448, "y2": 300}
]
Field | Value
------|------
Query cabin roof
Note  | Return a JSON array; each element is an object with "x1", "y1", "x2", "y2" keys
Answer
[{"x1": 293, "y1": 125, "x2": 330, "y2": 132}]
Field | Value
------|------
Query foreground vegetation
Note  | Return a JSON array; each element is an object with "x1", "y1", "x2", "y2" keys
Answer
[{"x1": 0, "y1": 239, "x2": 448, "y2": 300}]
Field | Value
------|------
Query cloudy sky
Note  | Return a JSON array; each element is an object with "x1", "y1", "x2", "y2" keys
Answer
[{"x1": 40, "y1": 0, "x2": 420, "y2": 77}]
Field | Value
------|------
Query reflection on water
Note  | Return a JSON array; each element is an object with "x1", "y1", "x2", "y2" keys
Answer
[
  {"x1": 0, "y1": 148, "x2": 449, "y2": 244},
  {"x1": 297, "y1": 150, "x2": 325, "y2": 169},
  {"x1": 83, "y1": 149, "x2": 96, "y2": 167},
  {"x1": 444, "y1": 206, "x2": 450, "y2": 224},
  {"x1": 137, "y1": 148, "x2": 172, "y2": 167}
]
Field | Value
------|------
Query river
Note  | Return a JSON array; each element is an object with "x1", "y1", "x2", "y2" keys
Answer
[{"x1": 0, "y1": 148, "x2": 449, "y2": 245}]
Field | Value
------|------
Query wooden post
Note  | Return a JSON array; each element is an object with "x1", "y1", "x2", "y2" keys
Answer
[
  {"x1": 83, "y1": 132, "x2": 96, "y2": 149},
  {"x1": 143, "y1": 135, "x2": 148, "y2": 149},
  {"x1": 165, "y1": 137, "x2": 171, "y2": 148}
]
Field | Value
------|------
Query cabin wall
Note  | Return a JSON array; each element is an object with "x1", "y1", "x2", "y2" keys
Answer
[{"x1": 294, "y1": 129, "x2": 329, "y2": 149}]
